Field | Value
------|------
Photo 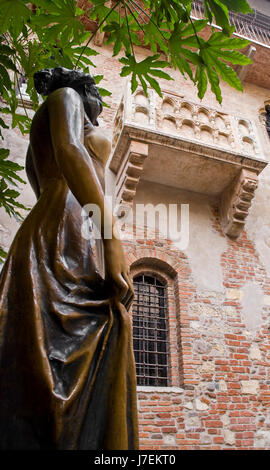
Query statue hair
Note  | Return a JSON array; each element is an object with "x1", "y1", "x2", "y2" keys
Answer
[{"x1": 33, "y1": 67, "x2": 103, "y2": 124}]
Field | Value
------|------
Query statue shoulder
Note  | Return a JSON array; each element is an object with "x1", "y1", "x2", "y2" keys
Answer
[{"x1": 46, "y1": 87, "x2": 83, "y2": 108}]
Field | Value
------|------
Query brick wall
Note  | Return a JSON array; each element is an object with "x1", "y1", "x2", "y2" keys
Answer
[{"x1": 122, "y1": 205, "x2": 270, "y2": 450}]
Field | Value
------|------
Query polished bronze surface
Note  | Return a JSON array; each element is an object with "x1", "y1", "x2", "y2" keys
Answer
[{"x1": 0, "y1": 68, "x2": 138, "y2": 450}]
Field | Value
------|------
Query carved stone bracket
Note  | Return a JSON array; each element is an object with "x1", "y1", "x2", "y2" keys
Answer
[
  {"x1": 236, "y1": 45, "x2": 257, "y2": 82},
  {"x1": 115, "y1": 140, "x2": 149, "y2": 205},
  {"x1": 220, "y1": 168, "x2": 258, "y2": 239}
]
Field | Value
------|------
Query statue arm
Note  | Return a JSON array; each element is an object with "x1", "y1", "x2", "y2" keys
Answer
[
  {"x1": 25, "y1": 145, "x2": 40, "y2": 199},
  {"x1": 47, "y1": 87, "x2": 107, "y2": 217},
  {"x1": 47, "y1": 87, "x2": 134, "y2": 306}
]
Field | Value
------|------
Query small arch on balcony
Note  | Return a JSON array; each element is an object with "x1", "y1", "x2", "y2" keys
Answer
[
  {"x1": 180, "y1": 119, "x2": 195, "y2": 138},
  {"x1": 112, "y1": 131, "x2": 120, "y2": 148},
  {"x1": 180, "y1": 102, "x2": 193, "y2": 118},
  {"x1": 198, "y1": 108, "x2": 210, "y2": 124},
  {"x1": 161, "y1": 115, "x2": 177, "y2": 132},
  {"x1": 200, "y1": 125, "x2": 213, "y2": 143},
  {"x1": 215, "y1": 114, "x2": 226, "y2": 131},
  {"x1": 134, "y1": 90, "x2": 150, "y2": 108},
  {"x1": 162, "y1": 97, "x2": 175, "y2": 114},
  {"x1": 118, "y1": 99, "x2": 124, "y2": 113},
  {"x1": 242, "y1": 136, "x2": 255, "y2": 154},
  {"x1": 114, "y1": 114, "x2": 122, "y2": 129},
  {"x1": 238, "y1": 119, "x2": 250, "y2": 136},
  {"x1": 218, "y1": 132, "x2": 229, "y2": 147},
  {"x1": 134, "y1": 105, "x2": 149, "y2": 125}
]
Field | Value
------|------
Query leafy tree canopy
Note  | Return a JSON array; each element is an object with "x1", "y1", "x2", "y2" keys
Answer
[{"x1": 0, "y1": 0, "x2": 253, "y2": 259}]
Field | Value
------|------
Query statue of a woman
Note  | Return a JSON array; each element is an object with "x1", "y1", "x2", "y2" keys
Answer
[{"x1": 0, "y1": 67, "x2": 138, "y2": 450}]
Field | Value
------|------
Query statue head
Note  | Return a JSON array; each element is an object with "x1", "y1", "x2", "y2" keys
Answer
[{"x1": 33, "y1": 67, "x2": 103, "y2": 126}]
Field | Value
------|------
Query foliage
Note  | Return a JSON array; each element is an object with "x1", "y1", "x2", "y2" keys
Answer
[
  {"x1": 0, "y1": 0, "x2": 253, "y2": 260},
  {"x1": 0, "y1": 148, "x2": 27, "y2": 261}
]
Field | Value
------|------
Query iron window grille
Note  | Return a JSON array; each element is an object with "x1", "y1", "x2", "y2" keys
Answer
[
  {"x1": 265, "y1": 105, "x2": 270, "y2": 139},
  {"x1": 132, "y1": 274, "x2": 169, "y2": 386}
]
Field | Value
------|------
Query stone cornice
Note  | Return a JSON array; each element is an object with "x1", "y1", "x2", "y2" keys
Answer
[{"x1": 110, "y1": 123, "x2": 267, "y2": 175}]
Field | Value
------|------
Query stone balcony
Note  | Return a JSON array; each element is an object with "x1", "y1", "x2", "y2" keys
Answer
[{"x1": 109, "y1": 85, "x2": 268, "y2": 239}]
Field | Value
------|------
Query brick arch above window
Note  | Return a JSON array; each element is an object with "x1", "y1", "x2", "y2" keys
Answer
[
  {"x1": 130, "y1": 256, "x2": 177, "y2": 282},
  {"x1": 124, "y1": 245, "x2": 185, "y2": 277}
]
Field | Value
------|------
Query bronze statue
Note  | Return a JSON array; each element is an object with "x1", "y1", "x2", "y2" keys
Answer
[{"x1": 0, "y1": 67, "x2": 138, "y2": 450}]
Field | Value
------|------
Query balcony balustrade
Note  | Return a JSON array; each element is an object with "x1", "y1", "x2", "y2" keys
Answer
[{"x1": 109, "y1": 84, "x2": 268, "y2": 239}]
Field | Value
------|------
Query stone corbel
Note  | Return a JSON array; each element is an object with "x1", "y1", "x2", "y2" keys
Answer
[
  {"x1": 220, "y1": 168, "x2": 258, "y2": 239},
  {"x1": 236, "y1": 45, "x2": 257, "y2": 82},
  {"x1": 115, "y1": 140, "x2": 149, "y2": 205}
]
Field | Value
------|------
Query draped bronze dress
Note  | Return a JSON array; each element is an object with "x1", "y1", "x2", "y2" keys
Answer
[{"x1": 0, "y1": 88, "x2": 138, "y2": 450}]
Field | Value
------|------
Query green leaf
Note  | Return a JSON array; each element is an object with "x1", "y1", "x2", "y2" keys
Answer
[
  {"x1": 0, "y1": 0, "x2": 31, "y2": 37},
  {"x1": 211, "y1": 49, "x2": 252, "y2": 65},
  {"x1": 0, "y1": 117, "x2": 8, "y2": 130},
  {"x1": 206, "y1": 65, "x2": 222, "y2": 103},
  {"x1": 97, "y1": 87, "x2": 111, "y2": 97},
  {"x1": 120, "y1": 54, "x2": 172, "y2": 96},
  {"x1": 195, "y1": 65, "x2": 208, "y2": 100},
  {"x1": 104, "y1": 17, "x2": 141, "y2": 57},
  {"x1": 208, "y1": 54, "x2": 243, "y2": 90},
  {"x1": 208, "y1": 32, "x2": 250, "y2": 49},
  {"x1": 219, "y1": 0, "x2": 253, "y2": 14},
  {"x1": 181, "y1": 19, "x2": 209, "y2": 37},
  {"x1": 0, "y1": 246, "x2": 7, "y2": 263},
  {"x1": 88, "y1": 0, "x2": 118, "y2": 27},
  {"x1": 206, "y1": 0, "x2": 231, "y2": 35},
  {"x1": 143, "y1": 20, "x2": 168, "y2": 55},
  {"x1": 33, "y1": 0, "x2": 84, "y2": 44},
  {"x1": 0, "y1": 63, "x2": 11, "y2": 91},
  {"x1": 0, "y1": 147, "x2": 26, "y2": 189},
  {"x1": 168, "y1": 22, "x2": 206, "y2": 80},
  {"x1": 93, "y1": 75, "x2": 104, "y2": 85},
  {"x1": 131, "y1": 73, "x2": 138, "y2": 94},
  {"x1": 0, "y1": 54, "x2": 18, "y2": 73},
  {"x1": 147, "y1": 0, "x2": 189, "y2": 25}
]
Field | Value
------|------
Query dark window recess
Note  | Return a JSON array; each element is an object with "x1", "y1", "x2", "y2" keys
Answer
[
  {"x1": 132, "y1": 274, "x2": 169, "y2": 386},
  {"x1": 265, "y1": 105, "x2": 270, "y2": 139}
]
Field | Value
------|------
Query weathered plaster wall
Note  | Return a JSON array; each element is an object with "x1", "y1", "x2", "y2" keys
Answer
[
  {"x1": 246, "y1": 164, "x2": 270, "y2": 278},
  {"x1": 134, "y1": 180, "x2": 227, "y2": 292}
]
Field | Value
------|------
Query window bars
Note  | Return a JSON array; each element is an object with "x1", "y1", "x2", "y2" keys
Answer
[
  {"x1": 132, "y1": 274, "x2": 169, "y2": 386},
  {"x1": 265, "y1": 105, "x2": 270, "y2": 139}
]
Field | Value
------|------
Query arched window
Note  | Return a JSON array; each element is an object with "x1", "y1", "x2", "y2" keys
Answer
[
  {"x1": 265, "y1": 105, "x2": 270, "y2": 139},
  {"x1": 132, "y1": 274, "x2": 169, "y2": 386}
]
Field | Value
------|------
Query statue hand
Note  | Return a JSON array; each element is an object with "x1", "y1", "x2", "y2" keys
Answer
[{"x1": 104, "y1": 237, "x2": 134, "y2": 309}]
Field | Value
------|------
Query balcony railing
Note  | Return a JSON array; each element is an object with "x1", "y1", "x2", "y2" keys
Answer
[
  {"x1": 111, "y1": 85, "x2": 264, "y2": 163},
  {"x1": 192, "y1": 0, "x2": 270, "y2": 47}
]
